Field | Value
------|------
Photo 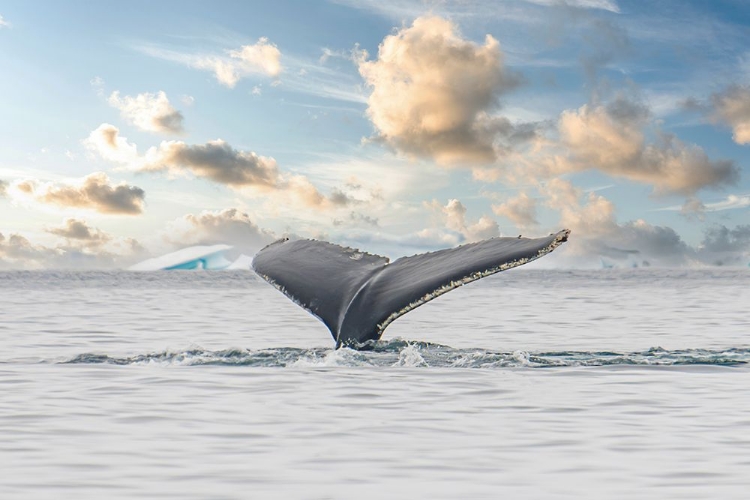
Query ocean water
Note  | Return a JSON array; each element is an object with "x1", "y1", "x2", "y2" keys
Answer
[{"x1": 1, "y1": 269, "x2": 749, "y2": 499}]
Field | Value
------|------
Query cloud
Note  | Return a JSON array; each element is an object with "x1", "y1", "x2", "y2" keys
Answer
[
  {"x1": 46, "y1": 218, "x2": 112, "y2": 248},
  {"x1": 658, "y1": 193, "x2": 750, "y2": 215},
  {"x1": 702, "y1": 224, "x2": 750, "y2": 253},
  {"x1": 542, "y1": 178, "x2": 618, "y2": 236},
  {"x1": 140, "y1": 139, "x2": 352, "y2": 208},
  {"x1": 520, "y1": 178, "x2": 750, "y2": 267},
  {"x1": 0, "y1": 15, "x2": 10, "y2": 28},
  {"x1": 142, "y1": 38, "x2": 282, "y2": 88},
  {"x1": 678, "y1": 197, "x2": 707, "y2": 221},
  {"x1": 107, "y1": 91, "x2": 184, "y2": 134},
  {"x1": 492, "y1": 191, "x2": 538, "y2": 229},
  {"x1": 357, "y1": 16, "x2": 524, "y2": 165},
  {"x1": 701, "y1": 224, "x2": 750, "y2": 254},
  {"x1": 0, "y1": 233, "x2": 59, "y2": 269},
  {"x1": 164, "y1": 208, "x2": 275, "y2": 253},
  {"x1": 11, "y1": 172, "x2": 146, "y2": 215},
  {"x1": 333, "y1": 212, "x2": 380, "y2": 227},
  {"x1": 541, "y1": 178, "x2": 693, "y2": 266},
  {"x1": 699, "y1": 224, "x2": 750, "y2": 266},
  {"x1": 524, "y1": 0, "x2": 620, "y2": 12},
  {"x1": 330, "y1": 0, "x2": 620, "y2": 23},
  {"x1": 83, "y1": 123, "x2": 139, "y2": 164},
  {"x1": 426, "y1": 198, "x2": 499, "y2": 243},
  {"x1": 0, "y1": 230, "x2": 144, "y2": 270},
  {"x1": 142, "y1": 139, "x2": 279, "y2": 187},
  {"x1": 0, "y1": 179, "x2": 7, "y2": 197},
  {"x1": 90, "y1": 76, "x2": 105, "y2": 96},
  {"x1": 552, "y1": 96, "x2": 739, "y2": 194},
  {"x1": 701, "y1": 194, "x2": 750, "y2": 212},
  {"x1": 85, "y1": 123, "x2": 359, "y2": 211},
  {"x1": 710, "y1": 85, "x2": 750, "y2": 145}
]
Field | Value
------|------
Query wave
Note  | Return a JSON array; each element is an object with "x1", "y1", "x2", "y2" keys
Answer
[{"x1": 59, "y1": 339, "x2": 750, "y2": 368}]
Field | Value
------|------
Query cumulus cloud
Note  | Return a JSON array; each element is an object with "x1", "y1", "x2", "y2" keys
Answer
[
  {"x1": 542, "y1": 178, "x2": 617, "y2": 237},
  {"x1": 142, "y1": 139, "x2": 279, "y2": 187},
  {"x1": 0, "y1": 230, "x2": 144, "y2": 270},
  {"x1": 710, "y1": 85, "x2": 750, "y2": 145},
  {"x1": 11, "y1": 172, "x2": 145, "y2": 215},
  {"x1": 702, "y1": 224, "x2": 750, "y2": 253},
  {"x1": 191, "y1": 38, "x2": 281, "y2": 87},
  {"x1": 83, "y1": 123, "x2": 139, "y2": 164},
  {"x1": 84, "y1": 122, "x2": 355, "y2": 211},
  {"x1": 164, "y1": 208, "x2": 275, "y2": 253},
  {"x1": 0, "y1": 15, "x2": 10, "y2": 28},
  {"x1": 697, "y1": 224, "x2": 750, "y2": 266},
  {"x1": 0, "y1": 233, "x2": 58, "y2": 269},
  {"x1": 108, "y1": 91, "x2": 184, "y2": 134},
  {"x1": 426, "y1": 198, "x2": 499, "y2": 243},
  {"x1": 701, "y1": 224, "x2": 750, "y2": 254},
  {"x1": 357, "y1": 16, "x2": 524, "y2": 165},
  {"x1": 46, "y1": 218, "x2": 112, "y2": 248},
  {"x1": 541, "y1": 178, "x2": 693, "y2": 266},
  {"x1": 552, "y1": 96, "x2": 738, "y2": 194},
  {"x1": 140, "y1": 139, "x2": 352, "y2": 208},
  {"x1": 492, "y1": 192, "x2": 538, "y2": 229}
]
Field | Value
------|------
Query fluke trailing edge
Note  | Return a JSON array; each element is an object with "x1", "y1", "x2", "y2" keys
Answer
[{"x1": 252, "y1": 230, "x2": 570, "y2": 347}]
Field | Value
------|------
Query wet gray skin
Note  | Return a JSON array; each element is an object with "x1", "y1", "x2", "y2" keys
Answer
[{"x1": 252, "y1": 230, "x2": 570, "y2": 348}]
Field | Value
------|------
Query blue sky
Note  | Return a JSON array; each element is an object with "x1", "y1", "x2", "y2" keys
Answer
[{"x1": 0, "y1": 0, "x2": 749, "y2": 268}]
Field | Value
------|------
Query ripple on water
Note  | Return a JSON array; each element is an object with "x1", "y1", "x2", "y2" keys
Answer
[{"x1": 54, "y1": 339, "x2": 750, "y2": 369}]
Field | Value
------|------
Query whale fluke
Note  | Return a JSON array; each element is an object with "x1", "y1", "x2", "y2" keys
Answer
[{"x1": 252, "y1": 229, "x2": 570, "y2": 347}]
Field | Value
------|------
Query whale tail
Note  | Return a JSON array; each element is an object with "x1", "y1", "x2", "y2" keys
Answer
[{"x1": 252, "y1": 230, "x2": 570, "y2": 347}]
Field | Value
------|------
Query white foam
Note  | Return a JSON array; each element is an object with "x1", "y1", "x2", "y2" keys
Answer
[
  {"x1": 393, "y1": 343, "x2": 428, "y2": 367},
  {"x1": 290, "y1": 347, "x2": 365, "y2": 368}
]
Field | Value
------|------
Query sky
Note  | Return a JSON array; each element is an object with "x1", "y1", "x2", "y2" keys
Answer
[{"x1": 1, "y1": 0, "x2": 749, "y2": 269}]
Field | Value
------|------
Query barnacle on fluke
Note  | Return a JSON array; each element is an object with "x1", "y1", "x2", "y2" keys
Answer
[{"x1": 253, "y1": 230, "x2": 570, "y2": 347}]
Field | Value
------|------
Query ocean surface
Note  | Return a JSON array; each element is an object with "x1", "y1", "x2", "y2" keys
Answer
[{"x1": 1, "y1": 269, "x2": 749, "y2": 499}]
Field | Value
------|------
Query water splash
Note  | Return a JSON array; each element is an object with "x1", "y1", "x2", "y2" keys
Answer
[
  {"x1": 58, "y1": 339, "x2": 750, "y2": 368},
  {"x1": 393, "y1": 343, "x2": 428, "y2": 367}
]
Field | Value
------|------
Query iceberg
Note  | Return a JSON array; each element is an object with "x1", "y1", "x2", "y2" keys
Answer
[
  {"x1": 128, "y1": 245, "x2": 234, "y2": 271},
  {"x1": 226, "y1": 254, "x2": 254, "y2": 270}
]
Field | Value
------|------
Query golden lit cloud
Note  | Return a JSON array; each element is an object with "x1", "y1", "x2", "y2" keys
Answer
[
  {"x1": 83, "y1": 123, "x2": 139, "y2": 164},
  {"x1": 140, "y1": 139, "x2": 352, "y2": 209},
  {"x1": 164, "y1": 208, "x2": 275, "y2": 252},
  {"x1": 710, "y1": 85, "x2": 750, "y2": 145},
  {"x1": 194, "y1": 38, "x2": 282, "y2": 87},
  {"x1": 358, "y1": 16, "x2": 522, "y2": 165},
  {"x1": 46, "y1": 218, "x2": 112, "y2": 248},
  {"x1": 492, "y1": 192, "x2": 538, "y2": 229},
  {"x1": 426, "y1": 198, "x2": 499, "y2": 242},
  {"x1": 108, "y1": 91, "x2": 184, "y2": 134},
  {"x1": 552, "y1": 97, "x2": 738, "y2": 194},
  {"x1": 11, "y1": 173, "x2": 146, "y2": 215}
]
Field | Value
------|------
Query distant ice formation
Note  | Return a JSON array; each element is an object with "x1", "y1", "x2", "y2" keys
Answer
[
  {"x1": 129, "y1": 244, "x2": 236, "y2": 271},
  {"x1": 226, "y1": 254, "x2": 253, "y2": 270}
]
